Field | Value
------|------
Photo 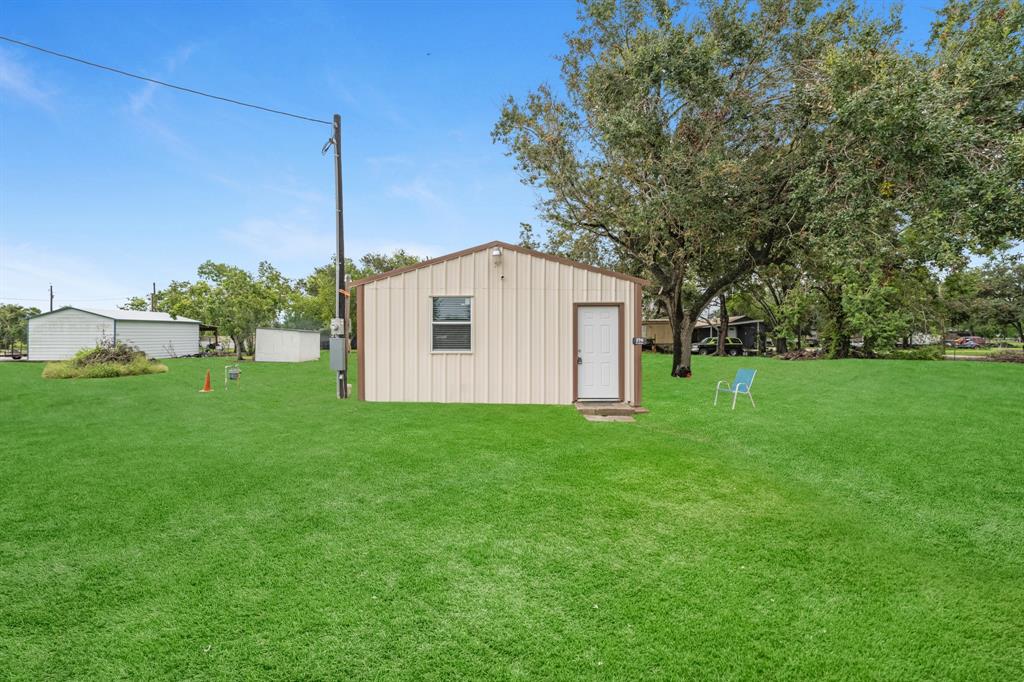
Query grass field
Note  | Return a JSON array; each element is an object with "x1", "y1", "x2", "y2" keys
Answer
[{"x1": 2, "y1": 354, "x2": 1022, "y2": 679}]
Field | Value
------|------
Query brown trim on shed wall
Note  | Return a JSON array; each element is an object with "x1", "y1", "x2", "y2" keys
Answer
[
  {"x1": 633, "y1": 283, "x2": 642, "y2": 406},
  {"x1": 357, "y1": 285, "x2": 366, "y2": 401},
  {"x1": 572, "y1": 302, "x2": 625, "y2": 403}
]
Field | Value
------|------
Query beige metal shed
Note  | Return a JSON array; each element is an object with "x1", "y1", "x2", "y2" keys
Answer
[
  {"x1": 255, "y1": 328, "x2": 321, "y2": 362},
  {"x1": 351, "y1": 241, "x2": 646, "y2": 405}
]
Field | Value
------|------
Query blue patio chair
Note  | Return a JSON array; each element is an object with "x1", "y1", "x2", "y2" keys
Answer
[{"x1": 714, "y1": 368, "x2": 757, "y2": 410}]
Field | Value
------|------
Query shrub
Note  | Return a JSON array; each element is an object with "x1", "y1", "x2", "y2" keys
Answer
[
  {"x1": 71, "y1": 338, "x2": 141, "y2": 366},
  {"x1": 777, "y1": 348, "x2": 823, "y2": 360},
  {"x1": 877, "y1": 346, "x2": 944, "y2": 361},
  {"x1": 43, "y1": 338, "x2": 169, "y2": 379},
  {"x1": 778, "y1": 345, "x2": 945, "y2": 361}
]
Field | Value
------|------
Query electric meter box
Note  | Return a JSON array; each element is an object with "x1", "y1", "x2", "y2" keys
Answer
[{"x1": 329, "y1": 338, "x2": 347, "y2": 371}]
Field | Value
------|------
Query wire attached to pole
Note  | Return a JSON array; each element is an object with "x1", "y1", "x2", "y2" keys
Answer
[{"x1": 0, "y1": 34, "x2": 331, "y2": 126}]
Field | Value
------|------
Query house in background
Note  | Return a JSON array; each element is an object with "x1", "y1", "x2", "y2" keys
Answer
[
  {"x1": 351, "y1": 241, "x2": 646, "y2": 405},
  {"x1": 28, "y1": 307, "x2": 201, "y2": 361},
  {"x1": 692, "y1": 315, "x2": 769, "y2": 350},
  {"x1": 641, "y1": 315, "x2": 770, "y2": 352}
]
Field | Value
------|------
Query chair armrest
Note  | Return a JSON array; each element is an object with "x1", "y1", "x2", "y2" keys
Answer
[{"x1": 733, "y1": 382, "x2": 750, "y2": 392}]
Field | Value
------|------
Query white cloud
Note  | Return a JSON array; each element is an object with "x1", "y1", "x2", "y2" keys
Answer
[
  {"x1": 127, "y1": 43, "x2": 197, "y2": 116},
  {"x1": 0, "y1": 49, "x2": 55, "y2": 110},
  {"x1": 128, "y1": 82, "x2": 158, "y2": 115},
  {"x1": 0, "y1": 241, "x2": 131, "y2": 307},
  {"x1": 264, "y1": 183, "x2": 328, "y2": 205},
  {"x1": 223, "y1": 217, "x2": 334, "y2": 263},
  {"x1": 389, "y1": 177, "x2": 446, "y2": 208},
  {"x1": 325, "y1": 74, "x2": 407, "y2": 128},
  {"x1": 348, "y1": 238, "x2": 444, "y2": 260},
  {"x1": 124, "y1": 44, "x2": 200, "y2": 157},
  {"x1": 366, "y1": 155, "x2": 414, "y2": 172}
]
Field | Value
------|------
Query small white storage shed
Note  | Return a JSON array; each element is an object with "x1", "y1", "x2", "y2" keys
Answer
[
  {"x1": 351, "y1": 240, "x2": 646, "y2": 405},
  {"x1": 27, "y1": 307, "x2": 201, "y2": 361},
  {"x1": 255, "y1": 328, "x2": 321, "y2": 363}
]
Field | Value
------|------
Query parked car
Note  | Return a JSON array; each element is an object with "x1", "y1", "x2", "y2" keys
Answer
[
  {"x1": 954, "y1": 336, "x2": 987, "y2": 348},
  {"x1": 696, "y1": 336, "x2": 744, "y2": 356}
]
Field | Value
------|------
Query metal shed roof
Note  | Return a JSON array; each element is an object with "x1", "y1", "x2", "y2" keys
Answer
[
  {"x1": 29, "y1": 306, "x2": 201, "y2": 324},
  {"x1": 350, "y1": 240, "x2": 649, "y2": 287}
]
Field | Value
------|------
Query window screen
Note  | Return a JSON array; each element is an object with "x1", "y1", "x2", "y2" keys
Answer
[{"x1": 432, "y1": 297, "x2": 472, "y2": 351}]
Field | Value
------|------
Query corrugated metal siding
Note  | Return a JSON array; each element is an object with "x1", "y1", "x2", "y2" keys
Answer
[
  {"x1": 255, "y1": 329, "x2": 321, "y2": 362},
  {"x1": 361, "y1": 248, "x2": 638, "y2": 405},
  {"x1": 116, "y1": 321, "x2": 199, "y2": 358},
  {"x1": 28, "y1": 309, "x2": 114, "y2": 361}
]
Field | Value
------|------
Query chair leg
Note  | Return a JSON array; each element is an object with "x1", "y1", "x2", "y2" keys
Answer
[
  {"x1": 748, "y1": 392, "x2": 755, "y2": 408},
  {"x1": 731, "y1": 390, "x2": 738, "y2": 410}
]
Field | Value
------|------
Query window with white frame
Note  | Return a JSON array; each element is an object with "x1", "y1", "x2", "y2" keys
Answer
[{"x1": 431, "y1": 296, "x2": 472, "y2": 352}]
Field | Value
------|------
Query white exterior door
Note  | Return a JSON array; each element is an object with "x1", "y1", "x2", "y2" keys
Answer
[{"x1": 577, "y1": 306, "x2": 619, "y2": 400}]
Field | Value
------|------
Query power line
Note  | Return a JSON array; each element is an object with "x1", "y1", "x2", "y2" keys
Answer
[
  {"x1": 0, "y1": 35, "x2": 331, "y2": 126},
  {"x1": 1, "y1": 296, "x2": 133, "y2": 302}
]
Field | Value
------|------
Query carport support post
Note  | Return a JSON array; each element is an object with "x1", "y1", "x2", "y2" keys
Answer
[{"x1": 333, "y1": 113, "x2": 349, "y2": 399}]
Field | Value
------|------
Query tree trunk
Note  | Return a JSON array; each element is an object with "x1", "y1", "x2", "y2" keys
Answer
[
  {"x1": 775, "y1": 335, "x2": 788, "y2": 354},
  {"x1": 667, "y1": 295, "x2": 683, "y2": 375},
  {"x1": 822, "y1": 285, "x2": 851, "y2": 359},
  {"x1": 835, "y1": 335, "x2": 851, "y2": 358},
  {"x1": 233, "y1": 335, "x2": 243, "y2": 361},
  {"x1": 666, "y1": 294, "x2": 695, "y2": 377},
  {"x1": 674, "y1": 316, "x2": 696, "y2": 376},
  {"x1": 717, "y1": 294, "x2": 728, "y2": 356},
  {"x1": 1014, "y1": 321, "x2": 1023, "y2": 343}
]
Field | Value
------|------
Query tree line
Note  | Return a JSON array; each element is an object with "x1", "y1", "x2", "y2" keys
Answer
[
  {"x1": 724, "y1": 254, "x2": 1024, "y2": 353},
  {"x1": 0, "y1": 304, "x2": 41, "y2": 352},
  {"x1": 121, "y1": 251, "x2": 420, "y2": 360},
  {"x1": 0, "y1": 252, "x2": 420, "y2": 359},
  {"x1": 494, "y1": 0, "x2": 1023, "y2": 374}
]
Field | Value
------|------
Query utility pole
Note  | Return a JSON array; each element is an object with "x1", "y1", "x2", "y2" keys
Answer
[
  {"x1": 49, "y1": 284, "x2": 53, "y2": 312},
  {"x1": 332, "y1": 113, "x2": 348, "y2": 399},
  {"x1": 151, "y1": 282, "x2": 157, "y2": 311}
]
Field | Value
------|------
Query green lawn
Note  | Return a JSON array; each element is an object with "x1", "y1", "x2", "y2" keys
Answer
[{"x1": 2, "y1": 354, "x2": 1022, "y2": 679}]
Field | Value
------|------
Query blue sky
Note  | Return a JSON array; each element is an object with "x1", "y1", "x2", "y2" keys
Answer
[{"x1": 1, "y1": 0, "x2": 938, "y2": 308}]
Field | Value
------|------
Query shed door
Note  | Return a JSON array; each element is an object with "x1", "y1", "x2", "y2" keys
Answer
[{"x1": 577, "y1": 306, "x2": 619, "y2": 400}]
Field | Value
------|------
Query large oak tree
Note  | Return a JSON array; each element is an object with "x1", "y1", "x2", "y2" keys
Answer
[{"x1": 495, "y1": 0, "x2": 1022, "y2": 372}]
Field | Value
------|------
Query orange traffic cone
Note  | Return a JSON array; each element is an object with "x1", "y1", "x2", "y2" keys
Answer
[{"x1": 199, "y1": 369, "x2": 213, "y2": 393}]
